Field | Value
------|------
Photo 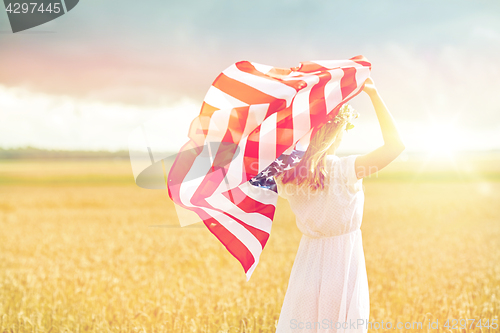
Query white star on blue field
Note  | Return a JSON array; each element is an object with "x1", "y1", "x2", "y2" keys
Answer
[{"x1": 249, "y1": 149, "x2": 306, "y2": 193}]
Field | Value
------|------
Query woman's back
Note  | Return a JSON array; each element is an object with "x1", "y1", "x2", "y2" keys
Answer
[{"x1": 276, "y1": 154, "x2": 364, "y2": 238}]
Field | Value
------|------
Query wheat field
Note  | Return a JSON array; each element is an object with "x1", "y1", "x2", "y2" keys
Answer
[{"x1": 0, "y1": 157, "x2": 499, "y2": 332}]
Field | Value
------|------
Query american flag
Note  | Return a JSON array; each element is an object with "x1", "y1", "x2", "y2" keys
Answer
[{"x1": 167, "y1": 55, "x2": 371, "y2": 280}]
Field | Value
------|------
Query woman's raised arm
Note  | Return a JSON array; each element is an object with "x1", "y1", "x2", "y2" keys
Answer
[{"x1": 354, "y1": 77, "x2": 405, "y2": 179}]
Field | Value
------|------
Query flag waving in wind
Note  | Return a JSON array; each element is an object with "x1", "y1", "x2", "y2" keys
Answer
[{"x1": 167, "y1": 55, "x2": 372, "y2": 280}]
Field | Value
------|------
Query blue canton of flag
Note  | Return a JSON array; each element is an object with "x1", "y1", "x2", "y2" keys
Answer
[{"x1": 249, "y1": 149, "x2": 306, "y2": 193}]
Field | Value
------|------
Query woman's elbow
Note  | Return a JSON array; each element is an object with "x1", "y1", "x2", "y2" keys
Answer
[
  {"x1": 386, "y1": 141, "x2": 405, "y2": 156},
  {"x1": 396, "y1": 140, "x2": 405, "y2": 151},
  {"x1": 393, "y1": 141, "x2": 405, "y2": 155}
]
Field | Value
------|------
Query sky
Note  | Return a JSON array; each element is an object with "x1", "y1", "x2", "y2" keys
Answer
[{"x1": 1, "y1": 0, "x2": 500, "y2": 155}]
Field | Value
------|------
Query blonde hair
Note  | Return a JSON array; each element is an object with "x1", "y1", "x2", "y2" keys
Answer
[{"x1": 277, "y1": 104, "x2": 358, "y2": 190}]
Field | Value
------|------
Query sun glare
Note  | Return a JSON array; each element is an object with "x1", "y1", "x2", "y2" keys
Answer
[{"x1": 418, "y1": 122, "x2": 463, "y2": 157}]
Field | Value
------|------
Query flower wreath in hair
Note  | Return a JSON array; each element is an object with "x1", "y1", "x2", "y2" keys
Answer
[{"x1": 327, "y1": 103, "x2": 359, "y2": 132}]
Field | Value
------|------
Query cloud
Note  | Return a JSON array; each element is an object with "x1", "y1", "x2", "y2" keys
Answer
[{"x1": 0, "y1": 85, "x2": 200, "y2": 151}]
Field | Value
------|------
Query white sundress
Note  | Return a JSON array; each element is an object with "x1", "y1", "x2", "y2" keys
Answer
[{"x1": 274, "y1": 154, "x2": 370, "y2": 333}]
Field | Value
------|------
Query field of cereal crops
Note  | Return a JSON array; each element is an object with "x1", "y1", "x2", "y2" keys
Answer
[{"x1": 0, "y1": 155, "x2": 499, "y2": 332}]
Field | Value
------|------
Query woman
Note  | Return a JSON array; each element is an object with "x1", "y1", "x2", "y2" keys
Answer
[{"x1": 274, "y1": 77, "x2": 405, "y2": 333}]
